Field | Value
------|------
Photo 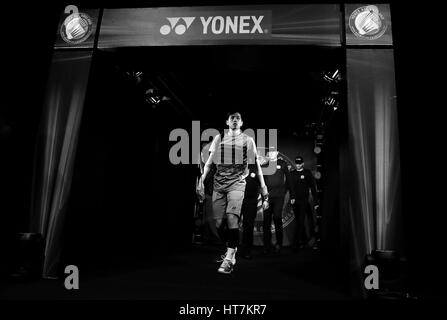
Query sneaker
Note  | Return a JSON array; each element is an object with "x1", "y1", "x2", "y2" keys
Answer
[
  {"x1": 216, "y1": 248, "x2": 237, "y2": 265},
  {"x1": 218, "y1": 259, "x2": 234, "y2": 274}
]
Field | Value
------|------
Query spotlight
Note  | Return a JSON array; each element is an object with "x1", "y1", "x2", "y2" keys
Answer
[
  {"x1": 314, "y1": 165, "x2": 322, "y2": 179},
  {"x1": 322, "y1": 96, "x2": 335, "y2": 106},
  {"x1": 314, "y1": 129, "x2": 324, "y2": 154},
  {"x1": 126, "y1": 70, "x2": 144, "y2": 85},
  {"x1": 144, "y1": 88, "x2": 170, "y2": 108},
  {"x1": 145, "y1": 88, "x2": 161, "y2": 105},
  {"x1": 322, "y1": 69, "x2": 342, "y2": 83},
  {"x1": 322, "y1": 91, "x2": 340, "y2": 110},
  {"x1": 365, "y1": 250, "x2": 411, "y2": 299},
  {"x1": 9, "y1": 233, "x2": 44, "y2": 281},
  {"x1": 316, "y1": 133, "x2": 324, "y2": 143}
]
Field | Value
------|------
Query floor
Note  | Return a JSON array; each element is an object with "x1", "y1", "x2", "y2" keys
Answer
[{"x1": 0, "y1": 244, "x2": 350, "y2": 300}]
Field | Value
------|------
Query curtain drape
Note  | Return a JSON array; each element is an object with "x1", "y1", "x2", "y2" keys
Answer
[
  {"x1": 345, "y1": 48, "x2": 402, "y2": 294},
  {"x1": 30, "y1": 51, "x2": 92, "y2": 278}
]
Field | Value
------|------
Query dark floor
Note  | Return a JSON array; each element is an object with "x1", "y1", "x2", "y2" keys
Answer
[{"x1": 0, "y1": 244, "x2": 350, "y2": 300}]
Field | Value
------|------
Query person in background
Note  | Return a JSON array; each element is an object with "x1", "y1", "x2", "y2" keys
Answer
[
  {"x1": 240, "y1": 164, "x2": 260, "y2": 259},
  {"x1": 262, "y1": 150, "x2": 294, "y2": 253},
  {"x1": 290, "y1": 156, "x2": 319, "y2": 250}
]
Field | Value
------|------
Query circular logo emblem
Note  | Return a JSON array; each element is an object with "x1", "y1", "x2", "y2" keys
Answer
[
  {"x1": 250, "y1": 172, "x2": 256, "y2": 178},
  {"x1": 349, "y1": 5, "x2": 387, "y2": 40},
  {"x1": 276, "y1": 165, "x2": 281, "y2": 170},
  {"x1": 60, "y1": 12, "x2": 93, "y2": 44}
]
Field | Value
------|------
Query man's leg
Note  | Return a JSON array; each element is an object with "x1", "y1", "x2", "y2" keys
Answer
[
  {"x1": 241, "y1": 200, "x2": 250, "y2": 255},
  {"x1": 272, "y1": 196, "x2": 285, "y2": 252},
  {"x1": 212, "y1": 191, "x2": 228, "y2": 260},
  {"x1": 218, "y1": 190, "x2": 244, "y2": 274},
  {"x1": 263, "y1": 205, "x2": 273, "y2": 253},
  {"x1": 226, "y1": 213, "x2": 240, "y2": 250},
  {"x1": 204, "y1": 194, "x2": 220, "y2": 244},
  {"x1": 241, "y1": 198, "x2": 257, "y2": 259},
  {"x1": 293, "y1": 202, "x2": 307, "y2": 248},
  {"x1": 305, "y1": 202, "x2": 316, "y2": 246}
]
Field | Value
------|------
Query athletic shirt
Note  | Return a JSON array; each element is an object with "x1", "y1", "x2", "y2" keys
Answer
[{"x1": 209, "y1": 132, "x2": 257, "y2": 193}]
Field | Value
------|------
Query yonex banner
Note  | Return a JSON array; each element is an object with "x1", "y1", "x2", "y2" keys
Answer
[
  {"x1": 52, "y1": 4, "x2": 396, "y2": 48},
  {"x1": 98, "y1": 5, "x2": 341, "y2": 47}
]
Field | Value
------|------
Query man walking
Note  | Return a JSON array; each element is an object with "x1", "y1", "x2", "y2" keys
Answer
[
  {"x1": 290, "y1": 156, "x2": 319, "y2": 250},
  {"x1": 198, "y1": 112, "x2": 269, "y2": 274}
]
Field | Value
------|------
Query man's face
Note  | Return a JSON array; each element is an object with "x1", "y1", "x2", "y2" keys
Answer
[
  {"x1": 267, "y1": 151, "x2": 278, "y2": 162},
  {"x1": 296, "y1": 162, "x2": 304, "y2": 170},
  {"x1": 226, "y1": 113, "x2": 243, "y2": 130}
]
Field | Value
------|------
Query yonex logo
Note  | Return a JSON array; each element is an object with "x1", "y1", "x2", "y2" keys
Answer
[
  {"x1": 200, "y1": 16, "x2": 265, "y2": 35},
  {"x1": 160, "y1": 17, "x2": 196, "y2": 35}
]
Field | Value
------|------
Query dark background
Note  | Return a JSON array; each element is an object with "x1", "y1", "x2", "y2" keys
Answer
[
  {"x1": 59, "y1": 44, "x2": 343, "y2": 268},
  {"x1": 1, "y1": 0, "x2": 445, "y2": 299}
]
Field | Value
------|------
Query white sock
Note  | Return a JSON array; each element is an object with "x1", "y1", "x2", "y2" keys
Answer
[{"x1": 225, "y1": 247, "x2": 236, "y2": 260}]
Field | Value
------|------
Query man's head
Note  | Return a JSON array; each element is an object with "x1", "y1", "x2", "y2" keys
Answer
[
  {"x1": 267, "y1": 150, "x2": 279, "y2": 162},
  {"x1": 226, "y1": 112, "x2": 243, "y2": 130},
  {"x1": 295, "y1": 156, "x2": 304, "y2": 170}
]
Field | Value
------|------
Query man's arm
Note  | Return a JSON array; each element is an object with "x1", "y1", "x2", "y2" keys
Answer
[
  {"x1": 282, "y1": 161, "x2": 294, "y2": 196},
  {"x1": 256, "y1": 157, "x2": 269, "y2": 210},
  {"x1": 201, "y1": 135, "x2": 219, "y2": 182},
  {"x1": 249, "y1": 138, "x2": 268, "y2": 199},
  {"x1": 308, "y1": 170, "x2": 319, "y2": 206},
  {"x1": 283, "y1": 162, "x2": 295, "y2": 203}
]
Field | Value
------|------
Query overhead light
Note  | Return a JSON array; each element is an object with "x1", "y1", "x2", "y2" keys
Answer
[
  {"x1": 144, "y1": 87, "x2": 171, "y2": 107},
  {"x1": 316, "y1": 133, "x2": 324, "y2": 142},
  {"x1": 144, "y1": 88, "x2": 162, "y2": 107},
  {"x1": 314, "y1": 164, "x2": 322, "y2": 179},
  {"x1": 145, "y1": 88, "x2": 160, "y2": 103},
  {"x1": 126, "y1": 70, "x2": 144, "y2": 85},
  {"x1": 314, "y1": 132, "x2": 324, "y2": 154},
  {"x1": 322, "y1": 69, "x2": 342, "y2": 83},
  {"x1": 322, "y1": 91, "x2": 340, "y2": 110}
]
